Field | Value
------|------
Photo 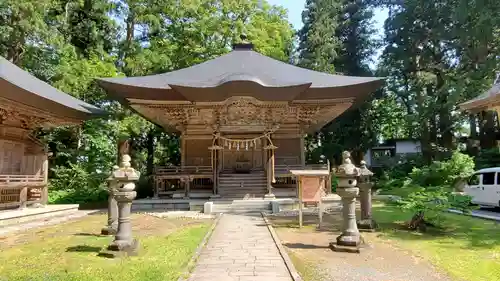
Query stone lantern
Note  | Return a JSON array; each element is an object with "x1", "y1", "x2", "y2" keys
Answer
[
  {"x1": 106, "y1": 154, "x2": 140, "y2": 256},
  {"x1": 357, "y1": 160, "x2": 376, "y2": 231},
  {"x1": 101, "y1": 165, "x2": 119, "y2": 235},
  {"x1": 330, "y1": 151, "x2": 361, "y2": 253}
]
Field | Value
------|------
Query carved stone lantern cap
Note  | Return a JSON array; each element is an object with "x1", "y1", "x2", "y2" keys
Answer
[
  {"x1": 334, "y1": 151, "x2": 360, "y2": 178},
  {"x1": 359, "y1": 160, "x2": 374, "y2": 177},
  {"x1": 110, "y1": 154, "x2": 140, "y2": 181}
]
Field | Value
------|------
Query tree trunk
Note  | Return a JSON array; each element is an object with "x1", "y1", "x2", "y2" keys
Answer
[
  {"x1": 430, "y1": 114, "x2": 438, "y2": 145},
  {"x1": 469, "y1": 114, "x2": 478, "y2": 139},
  {"x1": 480, "y1": 111, "x2": 496, "y2": 149}
]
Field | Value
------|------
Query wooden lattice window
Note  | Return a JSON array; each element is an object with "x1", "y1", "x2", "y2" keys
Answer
[{"x1": 0, "y1": 140, "x2": 24, "y2": 174}]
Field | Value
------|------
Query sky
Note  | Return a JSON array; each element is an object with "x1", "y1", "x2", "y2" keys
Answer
[{"x1": 266, "y1": 0, "x2": 389, "y2": 64}]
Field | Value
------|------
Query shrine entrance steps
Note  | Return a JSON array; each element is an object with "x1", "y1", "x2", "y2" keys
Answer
[
  {"x1": 218, "y1": 171, "x2": 267, "y2": 199},
  {"x1": 211, "y1": 199, "x2": 272, "y2": 214}
]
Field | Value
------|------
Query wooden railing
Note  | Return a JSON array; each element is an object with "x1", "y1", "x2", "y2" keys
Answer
[
  {"x1": 0, "y1": 175, "x2": 45, "y2": 184},
  {"x1": 0, "y1": 174, "x2": 46, "y2": 209},
  {"x1": 275, "y1": 163, "x2": 329, "y2": 176},
  {"x1": 154, "y1": 166, "x2": 213, "y2": 198},
  {"x1": 154, "y1": 166, "x2": 212, "y2": 175}
]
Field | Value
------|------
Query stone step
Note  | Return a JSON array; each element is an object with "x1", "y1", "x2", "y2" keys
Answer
[
  {"x1": 0, "y1": 205, "x2": 80, "y2": 228},
  {"x1": 218, "y1": 186, "x2": 267, "y2": 189},
  {"x1": 0, "y1": 209, "x2": 97, "y2": 236},
  {"x1": 212, "y1": 205, "x2": 271, "y2": 212},
  {"x1": 219, "y1": 186, "x2": 266, "y2": 189},
  {"x1": 219, "y1": 179, "x2": 267, "y2": 182},
  {"x1": 218, "y1": 182, "x2": 267, "y2": 186},
  {"x1": 218, "y1": 190, "x2": 267, "y2": 194},
  {"x1": 219, "y1": 177, "x2": 266, "y2": 180},
  {"x1": 213, "y1": 200, "x2": 271, "y2": 205},
  {"x1": 219, "y1": 175, "x2": 266, "y2": 179}
]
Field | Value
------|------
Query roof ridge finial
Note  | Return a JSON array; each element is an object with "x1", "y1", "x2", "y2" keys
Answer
[{"x1": 232, "y1": 33, "x2": 254, "y2": 51}]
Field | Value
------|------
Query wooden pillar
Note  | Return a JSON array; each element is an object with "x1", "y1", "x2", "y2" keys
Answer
[
  {"x1": 183, "y1": 176, "x2": 191, "y2": 199},
  {"x1": 326, "y1": 160, "x2": 332, "y2": 194},
  {"x1": 271, "y1": 148, "x2": 276, "y2": 183},
  {"x1": 41, "y1": 155, "x2": 49, "y2": 205},
  {"x1": 181, "y1": 135, "x2": 186, "y2": 168},
  {"x1": 300, "y1": 134, "x2": 305, "y2": 167},
  {"x1": 212, "y1": 149, "x2": 216, "y2": 195},
  {"x1": 264, "y1": 143, "x2": 277, "y2": 199},
  {"x1": 19, "y1": 186, "x2": 28, "y2": 209}
]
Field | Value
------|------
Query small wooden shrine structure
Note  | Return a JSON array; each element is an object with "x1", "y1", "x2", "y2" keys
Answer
[
  {"x1": 0, "y1": 56, "x2": 103, "y2": 209},
  {"x1": 99, "y1": 38, "x2": 384, "y2": 199}
]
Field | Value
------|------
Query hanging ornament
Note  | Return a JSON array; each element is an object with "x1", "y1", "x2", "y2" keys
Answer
[
  {"x1": 237, "y1": 142, "x2": 240, "y2": 151},
  {"x1": 245, "y1": 142, "x2": 249, "y2": 150},
  {"x1": 229, "y1": 142, "x2": 232, "y2": 150}
]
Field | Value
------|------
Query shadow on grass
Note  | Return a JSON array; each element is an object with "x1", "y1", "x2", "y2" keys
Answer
[
  {"x1": 66, "y1": 245, "x2": 103, "y2": 253},
  {"x1": 284, "y1": 242, "x2": 330, "y2": 249},
  {"x1": 267, "y1": 215, "x2": 342, "y2": 233},
  {"x1": 74, "y1": 233, "x2": 104, "y2": 237},
  {"x1": 373, "y1": 204, "x2": 500, "y2": 250}
]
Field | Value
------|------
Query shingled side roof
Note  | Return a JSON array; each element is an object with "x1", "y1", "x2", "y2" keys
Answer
[{"x1": 0, "y1": 56, "x2": 105, "y2": 120}]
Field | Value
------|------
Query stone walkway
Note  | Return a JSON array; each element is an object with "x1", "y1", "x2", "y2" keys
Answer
[{"x1": 188, "y1": 214, "x2": 293, "y2": 281}]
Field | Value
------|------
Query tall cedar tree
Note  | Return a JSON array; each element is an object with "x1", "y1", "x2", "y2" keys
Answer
[{"x1": 298, "y1": 0, "x2": 378, "y2": 164}]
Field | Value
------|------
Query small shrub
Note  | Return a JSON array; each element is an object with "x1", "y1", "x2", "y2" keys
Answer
[
  {"x1": 409, "y1": 151, "x2": 475, "y2": 187},
  {"x1": 398, "y1": 187, "x2": 475, "y2": 230},
  {"x1": 475, "y1": 148, "x2": 500, "y2": 169},
  {"x1": 376, "y1": 151, "x2": 476, "y2": 230},
  {"x1": 48, "y1": 187, "x2": 107, "y2": 204},
  {"x1": 48, "y1": 163, "x2": 109, "y2": 204}
]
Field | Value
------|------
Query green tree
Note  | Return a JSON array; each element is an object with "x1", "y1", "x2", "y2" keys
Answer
[
  {"x1": 298, "y1": 0, "x2": 341, "y2": 73},
  {"x1": 377, "y1": 0, "x2": 500, "y2": 161},
  {"x1": 298, "y1": 0, "x2": 379, "y2": 164}
]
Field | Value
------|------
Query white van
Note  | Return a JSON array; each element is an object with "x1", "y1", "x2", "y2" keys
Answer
[{"x1": 464, "y1": 167, "x2": 500, "y2": 207}]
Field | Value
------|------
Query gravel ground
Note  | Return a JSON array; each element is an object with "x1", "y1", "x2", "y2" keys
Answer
[
  {"x1": 144, "y1": 211, "x2": 216, "y2": 219},
  {"x1": 276, "y1": 228, "x2": 454, "y2": 281}
]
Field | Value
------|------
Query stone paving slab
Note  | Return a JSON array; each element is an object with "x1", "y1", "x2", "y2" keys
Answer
[{"x1": 187, "y1": 214, "x2": 292, "y2": 281}]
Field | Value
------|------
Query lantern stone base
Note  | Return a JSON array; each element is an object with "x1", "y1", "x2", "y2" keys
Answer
[
  {"x1": 100, "y1": 226, "x2": 117, "y2": 235},
  {"x1": 329, "y1": 242, "x2": 361, "y2": 254},
  {"x1": 336, "y1": 232, "x2": 361, "y2": 247},
  {"x1": 264, "y1": 193, "x2": 276, "y2": 199},
  {"x1": 357, "y1": 219, "x2": 377, "y2": 232},
  {"x1": 105, "y1": 239, "x2": 140, "y2": 257}
]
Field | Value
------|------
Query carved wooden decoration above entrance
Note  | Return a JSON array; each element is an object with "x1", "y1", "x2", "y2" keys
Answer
[{"x1": 129, "y1": 96, "x2": 354, "y2": 134}]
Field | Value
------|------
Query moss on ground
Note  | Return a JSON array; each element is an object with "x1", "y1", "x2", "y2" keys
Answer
[
  {"x1": 373, "y1": 203, "x2": 500, "y2": 281},
  {"x1": 0, "y1": 214, "x2": 211, "y2": 281}
]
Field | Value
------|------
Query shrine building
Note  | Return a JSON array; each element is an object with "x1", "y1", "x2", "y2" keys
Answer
[
  {"x1": 98, "y1": 39, "x2": 384, "y2": 200},
  {"x1": 0, "y1": 56, "x2": 103, "y2": 209}
]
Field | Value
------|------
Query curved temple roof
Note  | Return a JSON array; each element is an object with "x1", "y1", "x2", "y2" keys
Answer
[
  {"x1": 460, "y1": 75, "x2": 500, "y2": 112},
  {"x1": 98, "y1": 46, "x2": 384, "y2": 103},
  {"x1": 0, "y1": 56, "x2": 105, "y2": 122}
]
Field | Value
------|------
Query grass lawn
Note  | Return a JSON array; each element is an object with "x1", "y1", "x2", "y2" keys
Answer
[
  {"x1": 268, "y1": 202, "x2": 500, "y2": 281},
  {"x1": 0, "y1": 213, "x2": 212, "y2": 281},
  {"x1": 374, "y1": 203, "x2": 500, "y2": 281}
]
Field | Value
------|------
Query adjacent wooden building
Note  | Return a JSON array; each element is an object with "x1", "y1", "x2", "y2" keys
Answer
[
  {"x1": 0, "y1": 57, "x2": 103, "y2": 209},
  {"x1": 99, "y1": 40, "x2": 384, "y2": 199}
]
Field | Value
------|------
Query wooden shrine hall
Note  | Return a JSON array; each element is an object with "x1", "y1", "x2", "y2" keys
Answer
[
  {"x1": 99, "y1": 38, "x2": 384, "y2": 199},
  {"x1": 0, "y1": 57, "x2": 103, "y2": 209}
]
